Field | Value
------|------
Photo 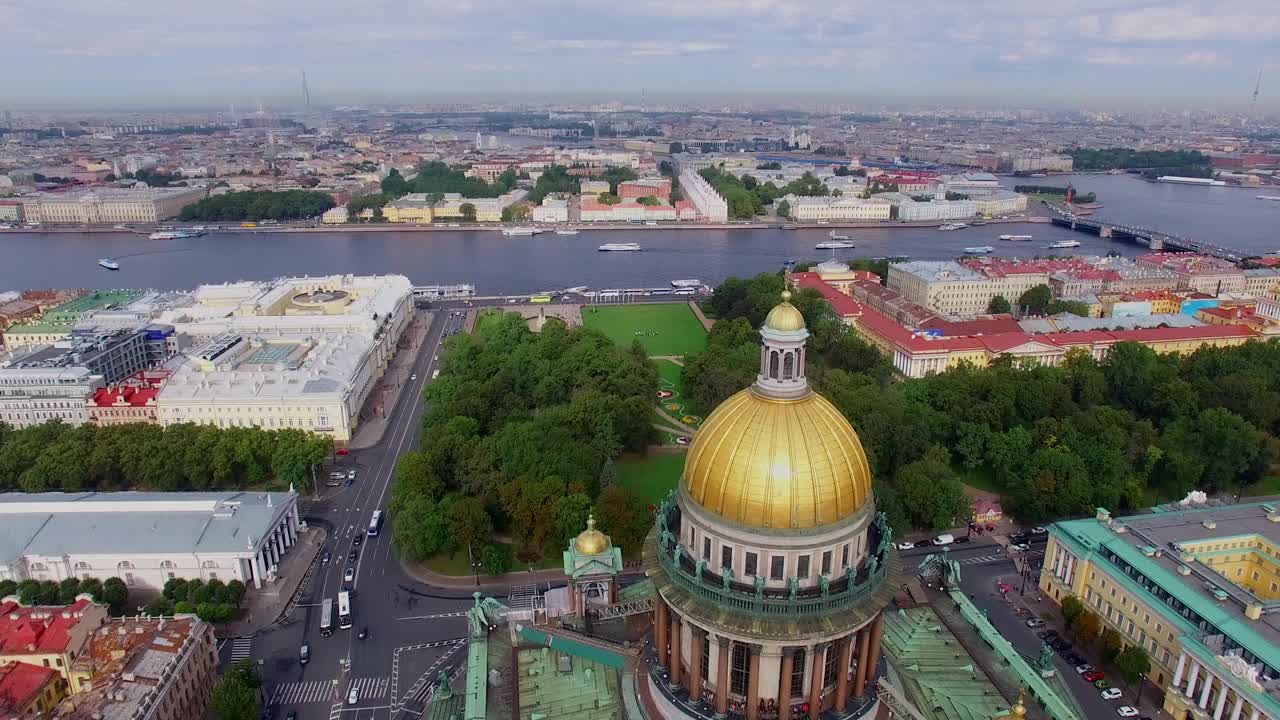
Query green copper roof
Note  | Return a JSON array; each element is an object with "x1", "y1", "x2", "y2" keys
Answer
[
  {"x1": 513, "y1": 628, "x2": 625, "y2": 720},
  {"x1": 881, "y1": 606, "x2": 1010, "y2": 720},
  {"x1": 516, "y1": 625, "x2": 628, "y2": 671}
]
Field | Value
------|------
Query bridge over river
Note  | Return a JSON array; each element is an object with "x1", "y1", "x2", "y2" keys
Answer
[{"x1": 1045, "y1": 202, "x2": 1252, "y2": 262}]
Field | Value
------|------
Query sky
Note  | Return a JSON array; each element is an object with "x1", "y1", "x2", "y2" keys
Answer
[{"x1": 3, "y1": 0, "x2": 1278, "y2": 111}]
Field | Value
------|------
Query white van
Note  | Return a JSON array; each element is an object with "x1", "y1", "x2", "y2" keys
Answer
[{"x1": 932, "y1": 534, "x2": 955, "y2": 546}]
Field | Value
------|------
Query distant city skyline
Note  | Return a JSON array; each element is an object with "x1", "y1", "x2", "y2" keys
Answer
[{"x1": 2, "y1": 0, "x2": 1279, "y2": 111}]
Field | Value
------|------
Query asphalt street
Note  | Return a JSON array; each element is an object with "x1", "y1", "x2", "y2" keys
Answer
[{"x1": 239, "y1": 308, "x2": 489, "y2": 720}]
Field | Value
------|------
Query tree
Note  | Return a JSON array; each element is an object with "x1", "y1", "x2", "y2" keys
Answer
[
  {"x1": 1115, "y1": 645, "x2": 1152, "y2": 701},
  {"x1": 459, "y1": 203, "x2": 477, "y2": 222},
  {"x1": 102, "y1": 577, "x2": 128, "y2": 614},
  {"x1": 1047, "y1": 299, "x2": 1091, "y2": 317},
  {"x1": 501, "y1": 204, "x2": 530, "y2": 221},
  {"x1": 210, "y1": 659, "x2": 262, "y2": 720},
  {"x1": 1100, "y1": 627, "x2": 1124, "y2": 664},
  {"x1": 1060, "y1": 595, "x2": 1084, "y2": 627},
  {"x1": 446, "y1": 496, "x2": 493, "y2": 551},
  {"x1": 597, "y1": 192, "x2": 621, "y2": 205},
  {"x1": 1017, "y1": 284, "x2": 1053, "y2": 315},
  {"x1": 480, "y1": 544, "x2": 512, "y2": 575},
  {"x1": 891, "y1": 447, "x2": 971, "y2": 530},
  {"x1": 776, "y1": 199, "x2": 791, "y2": 218},
  {"x1": 636, "y1": 195, "x2": 662, "y2": 206},
  {"x1": 178, "y1": 190, "x2": 334, "y2": 222},
  {"x1": 1075, "y1": 610, "x2": 1102, "y2": 647},
  {"x1": 987, "y1": 295, "x2": 1012, "y2": 314}
]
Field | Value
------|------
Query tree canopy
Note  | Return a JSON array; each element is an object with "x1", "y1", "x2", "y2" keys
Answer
[
  {"x1": 179, "y1": 190, "x2": 334, "y2": 221},
  {"x1": 390, "y1": 313, "x2": 657, "y2": 562},
  {"x1": 0, "y1": 422, "x2": 331, "y2": 494}
]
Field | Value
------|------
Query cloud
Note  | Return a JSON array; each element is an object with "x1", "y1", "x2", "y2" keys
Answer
[
  {"x1": 524, "y1": 38, "x2": 730, "y2": 56},
  {"x1": 1177, "y1": 51, "x2": 1231, "y2": 68},
  {"x1": 1085, "y1": 48, "x2": 1146, "y2": 66}
]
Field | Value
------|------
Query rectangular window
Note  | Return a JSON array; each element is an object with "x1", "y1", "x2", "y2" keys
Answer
[
  {"x1": 745, "y1": 552, "x2": 758, "y2": 577},
  {"x1": 841, "y1": 544, "x2": 849, "y2": 567},
  {"x1": 703, "y1": 538, "x2": 711, "y2": 561},
  {"x1": 821, "y1": 551, "x2": 832, "y2": 576},
  {"x1": 721, "y1": 546, "x2": 733, "y2": 571},
  {"x1": 797, "y1": 556, "x2": 810, "y2": 579},
  {"x1": 771, "y1": 556, "x2": 785, "y2": 580}
]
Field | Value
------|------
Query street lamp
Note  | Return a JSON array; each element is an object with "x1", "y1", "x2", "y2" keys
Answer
[{"x1": 467, "y1": 541, "x2": 480, "y2": 587}]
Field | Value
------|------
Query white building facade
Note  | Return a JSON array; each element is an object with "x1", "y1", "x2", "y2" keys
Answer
[
  {"x1": 0, "y1": 366, "x2": 104, "y2": 428},
  {"x1": 0, "y1": 491, "x2": 301, "y2": 591},
  {"x1": 784, "y1": 195, "x2": 891, "y2": 221},
  {"x1": 679, "y1": 169, "x2": 729, "y2": 222}
]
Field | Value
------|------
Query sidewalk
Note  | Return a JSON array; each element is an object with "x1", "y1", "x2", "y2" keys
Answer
[
  {"x1": 224, "y1": 525, "x2": 327, "y2": 637},
  {"x1": 349, "y1": 310, "x2": 434, "y2": 451},
  {"x1": 687, "y1": 301, "x2": 714, "y2": 332},
  {"x1": 400, "y1": 557, "x2": 647, "y2": 591}
]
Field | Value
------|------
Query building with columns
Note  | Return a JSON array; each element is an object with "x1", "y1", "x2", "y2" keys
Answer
[
  {"x1": 0, "y1": 491, "x2": 302, "y2": 592},
  {"x1": 643, "y1": 290, "x2": 901, "y2": 720},
  {"x1": 1040, "y1": 501, "x2": 1280, "y2": 720}
]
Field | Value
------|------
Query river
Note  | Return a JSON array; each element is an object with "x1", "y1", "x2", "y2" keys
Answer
[{"x1": 2, "y1": 174, "x2": 1276, "y2": 293}]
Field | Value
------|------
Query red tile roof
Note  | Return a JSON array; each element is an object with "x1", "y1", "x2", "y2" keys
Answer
[
  {"x1": 0, "y1": 661, "x2": 58, "y2": 713},
  {"x1": 0, "y1": 599, "x2": 94, "y2": 655},
  {"x1": 791, "y1": 273, "x2": 863, "y2": 317},
  {"x1": 89, "y1": 385, "x2": 159, "y2": 408}
]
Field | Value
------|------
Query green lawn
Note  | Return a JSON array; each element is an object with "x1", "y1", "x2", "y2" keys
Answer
[
  {"x1": 655, "y1": 358, "x2": 702, "y2": 422},
  {"x1": 1242, "y1": 476, "x2": 1280, "y2": 498},
  {"x1": 617, "y1": 451, "x2": 686, "y2": 506},
  {"x1": 475, "y1": 308, "x2": 511, "y2": 334},
  {"x1": 423, "y1": 542, "x2": 560, "y2": 576},
  {"x1": 956, "y1": 464, "x2": 1002, "y2": 494},
  {"x1": 582, "y1": 303, "x2": 707, "y2": 357}
]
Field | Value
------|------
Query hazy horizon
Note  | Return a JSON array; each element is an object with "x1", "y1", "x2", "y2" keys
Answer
[{"x1": 3, "y1": 0, "x2": 1278, "y2": 113}]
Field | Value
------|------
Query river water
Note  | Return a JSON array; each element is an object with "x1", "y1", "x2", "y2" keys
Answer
[{"x1": 2, "y1": 174, "x2": 1275, "y2": 293}]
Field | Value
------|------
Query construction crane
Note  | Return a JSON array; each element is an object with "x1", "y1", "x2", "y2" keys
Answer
[{"x1": 1251, "y1": 68, "x2": 1263, "y2": 115}]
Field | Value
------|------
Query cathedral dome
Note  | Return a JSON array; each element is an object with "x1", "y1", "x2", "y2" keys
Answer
[
  {"x1": 763, "y1": 290, "x2": 806, "y2": 332},
  {"x1": 574, "y1": 515, "x2": 610, "y2": 555}
]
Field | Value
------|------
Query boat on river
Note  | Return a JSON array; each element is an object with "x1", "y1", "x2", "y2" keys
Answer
[
  {"x1": 964, "y1": 246, "x2": 995, "y2": 255},
  {"x1": 1048, "y1": 240, "x2": 1081, "y2": 249},
  {"x1": 999, "y1": 234, "x2": 1033, "y2": 241},
  {"x1": 939, "y1": 223, "x2": 968, "y2": 231},
  {"x1": 98, "y1": 258, "x2": 120, "y2": 270},
  {"x1": 598, "y1": 243, "x2": 641, "y2": 252}
]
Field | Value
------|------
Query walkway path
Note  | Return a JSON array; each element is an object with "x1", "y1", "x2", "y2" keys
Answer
[
  {"x1": 349, "y1": 310, "x2": 434, "y2": 450},
  {"x1": 687, "y1": 301, "x2": 715, "y2": 332}
]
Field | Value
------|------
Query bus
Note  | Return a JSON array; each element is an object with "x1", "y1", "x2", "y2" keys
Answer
[
  {"x1": 319, "y1": 598, "x2": 333, "y2": 637},
  {"x1": 367, "y1": 510, "x2": 383, "y2": 537},
  {"x1": 529, "y1": 295, "x2": 552, "y2": 304},
  {"x1": 337, "y1": 591, "x2": 353, "y2": 629}
]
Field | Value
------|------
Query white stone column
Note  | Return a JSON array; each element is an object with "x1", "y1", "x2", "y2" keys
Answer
[
  {"x1": 269, "y1": 535, "x2": 280, "y2": 566},
  {"x1": 251, "y1": 552, "x2": 264, "y2": 589},
  {"x1": 1199, "y1": 673, "x2": 1214, "y2": 709},
  {"x1": 1185, "y1": 662, "x2": 1200, "y2": 698},
  {"x1": 1213, "y1": 688, "x2": 1229, "y2": 720},
  {"x1": 1052, "y1": 546, "x2": 1063, "y2": 577},
  {"x1": 1065, "y1": 555, "x2": 1076, "y2": 586},
  {"x1": 1230, "y1": 695, "x2": 1244, "y2": 720},
  {"x1": 1173, "y1": 652, "x2": 1188, "y2": 687}
]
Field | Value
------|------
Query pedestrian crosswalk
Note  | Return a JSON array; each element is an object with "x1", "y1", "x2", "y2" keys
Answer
[
  {"x1": 271, "y1": 680, "x2": 336, "y2": 705},
  {"x1": 229, "y1": 638, "x2": 253, "y2": 662},
  {"x1": 960, "y1": 555, "x2": 1002, "y2": 565},
  {"x1": 346, "y1": 676, "x2": 390, "y2": 702}
]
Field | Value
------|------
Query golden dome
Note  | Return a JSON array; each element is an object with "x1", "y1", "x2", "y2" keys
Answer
[
  {"x1": 574, "y1": 515, "x2": 610, "y2": 555},
  {"x1": 682, "y1": 387, "x2": 872, "y2": 529},
  {"x1": 763, "y1": 290, "x2": 806, "y2": 332}
]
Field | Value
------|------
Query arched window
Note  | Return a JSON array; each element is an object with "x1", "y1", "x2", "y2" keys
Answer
[
  {"x1": 783, "y1": 352, "x2": 795, "y2": 380},
  {"x1": 769, "y1": 351, "x2": 780, "y2": 379},
  {"x1": 790, "y1": 649, "x2": 806, "y2": 697},
  {"x1": 160, "y1": 560, "x2": 177, "y2": 569}
]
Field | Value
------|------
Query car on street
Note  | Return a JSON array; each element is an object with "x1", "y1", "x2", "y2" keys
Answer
[
  {"x1": 1082, "y1": 671, "x2": 1104, "y2": 682},
  {"x1": 1094, "y1": 680, "x2": 1111, "y2": 690},
  {"x1": 348, "y1": 549, "x2": 358, "y2": 562},
  {"x1": 411, "y1": 374, "x2": 417, "y2": 380},
  {"x1": 358, "y1": 626, "x2": 368, "y2": 639},
  {"x1": 896, "y1": 541, "x2": 915, "y2": 550},
  {"x1": 954, "y1": 536, "x2": 970, "y2": 544},
  {"x1": 348, "y1": 469, "x2": 357, "y2": 480},
  {"x1": 1116, "y1": 707, "x2": 1139, "y2": 718},
  {"x1": 1025, "y1": 618, "x2": 1045, "y2": 628},
  {"x1": 1065, "y1": 652, "x2": 1086, "y2": 666},
  {"x1": 336, "y1": 448, "x2": 349, "y2": 456},
  {"x1": 1030, "y1": 526, "x2": 1047, "y2": 535},
  {"x1": 343, "y1": 567, "x2": 355, "y2": 582},
  {"x1": 353, "y1": 534, "x2": 363, "y2": 547},
  {"x1": 344, "y1": 476, "x2": 353, "y2": 487},
  {"x1": 1101, "y1": 688, "x2": 1122, "y2": 701},
  {"x1": 996, "y1": 582, "x2": 1013, "y2": 593},
  {"x1": 299, "y1": 643, "x2": 310, "y2": 665},
  {"x1": 286, "y1": 713, "x2": 297, "y2": 720},
  {"x1": 1053, "y1": 640, "x2": 1073, "y2": 654},
  {"x1": 1035, "y1": 629, "x2": 1058, "y2": 640},
  {"x1": 321, "y1": 551, "x2": 331, "y2": 565},
  {"x1": 348, "y1": 688, "x2": 359, "y2": 705}
]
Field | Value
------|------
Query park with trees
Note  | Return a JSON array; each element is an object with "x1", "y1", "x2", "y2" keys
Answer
[
  {"x1": 178, "y1": 190, "x2": 334, "y2": 221},
  {"x1": 389, "y1": 312, "x2": 658, "y2": 573},
  {"x1": 0, "y1": 422, "x2": 332, "y2": 494},
  {"x1": 684, "y1": 271, "x2": 1280, "y2": 531}
]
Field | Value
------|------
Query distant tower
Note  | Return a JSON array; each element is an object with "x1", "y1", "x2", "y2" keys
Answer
[
  {"x1": 475, "y1": 131, "x2": 482, "y2": 150},
  {"x1": 1251, "y1": 67, "x2": 1263, "y2": 115},
  {"x1": 1065, "y1": 182, "x2": 1075, "y2": 204},
  {"x1": 229, "y1": 103, "x2": 238, "y2": 125},
  {"x1": 300, "y1": 69, "x2": 311, "y2": 113}
]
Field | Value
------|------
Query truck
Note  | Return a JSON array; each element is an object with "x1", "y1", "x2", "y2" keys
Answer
[{"x1": 931, "y1": 534, "x2": 955, "y2": 546}]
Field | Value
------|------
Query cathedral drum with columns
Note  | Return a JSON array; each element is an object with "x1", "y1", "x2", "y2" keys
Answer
[{"x1": 643, "y1": 291, "x2": 902, "y2": 720}]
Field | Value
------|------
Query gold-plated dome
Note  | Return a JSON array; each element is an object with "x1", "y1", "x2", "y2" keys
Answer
[
  {"x1": 682, "y1": 387, "x2": 872, "y2": 529},
  {"x1": 763, "y1": 290, "x2": 806, "y2": 332},
  {"x1": 574, "y1": 515, "x2": 610, "y2": 555}
]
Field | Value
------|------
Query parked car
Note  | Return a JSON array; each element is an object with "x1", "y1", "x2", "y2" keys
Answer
[
  {"x1": 896, "y1": 541, "x2": 916, "y2": 550},
  {"x1": 336, "y1": 448, "x2": 349, "y2": 456},
  {"x1": 932, "y1": 534, "x2": 955, "y2": 546},
  {"x1": 348, "y1": 469, "x2": 357, "y2": 480},
  {"x1": 954, "y1": 536, "x2": 971, "y2": 544},
  {"x1": 1035, "y1": 629, "x2": 1058, "y2": 640},
  {"x1": 1053, "y1": 640, "x2": 1073, "y2": 654},
  {"x1": 1094, "y1": 680, "x2": 1111, "y2": 690},
  {"x1": 1030, "y1": 526, "x2": 1048, "y2": 535},
  {"x1": 1012, "y1": 542, "x2": 1032, "y2": 551},
  {"x1": 1025, "y1": 618, "x2": 1045, "y2": 628},
  {"x1": 1116, "y1": 707, "x2": 1139, "y2": 718},
  {"x1": 1101, "y1": 688, "x2": 1123, "y2": 701},
  {"x1": 1082, "y1": 670, "x2": 1104, "y2": 682}
]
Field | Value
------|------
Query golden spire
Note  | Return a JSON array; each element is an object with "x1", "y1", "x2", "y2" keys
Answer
[{"x1": 1011, "y1": 688, "x2": 1027, "y2": 719}]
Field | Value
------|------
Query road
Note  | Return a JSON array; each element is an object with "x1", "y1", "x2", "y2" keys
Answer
[{"x1": 239, "y1": 308, "x2": 487, "y2": 720}]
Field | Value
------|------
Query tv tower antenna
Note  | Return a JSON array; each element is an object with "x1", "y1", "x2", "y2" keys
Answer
[
  {"x1": 300, "y1": 69, "x2": 311, "y2": 113},
  {"x1": 1251, "y1": 67, "x2": 1263, "y2": 114}
]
